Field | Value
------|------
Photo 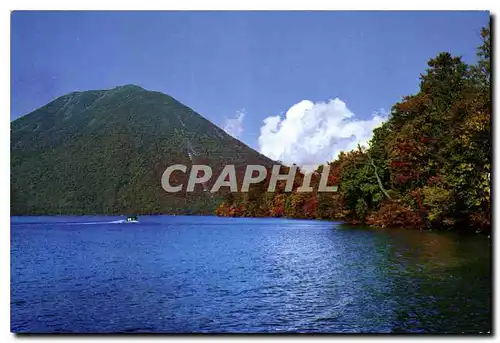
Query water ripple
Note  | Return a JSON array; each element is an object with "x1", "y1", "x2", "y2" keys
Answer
[{"x1": 11, "y1": 215, "x2": 491, "y2": 333}]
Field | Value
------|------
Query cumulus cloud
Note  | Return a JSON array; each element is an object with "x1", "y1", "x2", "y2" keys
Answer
[
  {"x1": 222, "y1": 109, "x2": 245, "y2": 139},
  {"x1": 258, "y1": 98, "x2": 388, "y2": 170}
]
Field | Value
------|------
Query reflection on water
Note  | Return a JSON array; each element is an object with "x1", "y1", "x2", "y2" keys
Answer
[
  {"x1": 11, "y1": 216, "x2": 491, "y2": 333},
  {"x1": 366, "y1": 226, "x2": 490, "y2": 333}
]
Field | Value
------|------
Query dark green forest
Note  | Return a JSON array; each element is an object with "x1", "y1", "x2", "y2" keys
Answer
[
  {"x1": 215, "y1": 26, "x2": 491, "y2": 233},
  {"x1": 11, "y1": 85, "x2": 274, "y2": 215}
]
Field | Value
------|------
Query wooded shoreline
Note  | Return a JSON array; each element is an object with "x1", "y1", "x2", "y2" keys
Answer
[{"x1": 215, "y1": 25, "x2": 491, "y2": 234}]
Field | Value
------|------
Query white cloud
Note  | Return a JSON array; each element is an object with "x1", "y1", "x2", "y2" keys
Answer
[
  {"x1": 258, "y1": 98, "x2": 388, "y2": 170},
  {"x1": 222, "y1": 109, "x2": 245, "y2": 139}
]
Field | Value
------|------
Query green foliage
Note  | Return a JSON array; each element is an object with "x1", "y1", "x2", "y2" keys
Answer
[
  {"x1": 215, "y1": 24, "x2": 491, "y2": 232},
  {"x1": 11, "y1": 85, "x2": 275, "y2": 215},
  {"x1": 421, "y1": 184, "x2": 453, "y2": 222},
  {"x1": 355, "y1": 199, "x2": 368, "y2": 221}
]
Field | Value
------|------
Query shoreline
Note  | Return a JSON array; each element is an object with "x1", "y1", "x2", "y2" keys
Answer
[{"x1": 10, "y1": 214, "x2": 491, "y2": 235}]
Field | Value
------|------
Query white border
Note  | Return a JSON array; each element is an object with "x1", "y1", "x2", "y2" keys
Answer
[{"x1": 1, "y1": 1, "x2": 497, "y2": 10}]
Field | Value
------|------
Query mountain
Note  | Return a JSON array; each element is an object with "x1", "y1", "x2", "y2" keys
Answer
[{"x1": 11, "y1": 85, "x2": 275, "y2": 215}]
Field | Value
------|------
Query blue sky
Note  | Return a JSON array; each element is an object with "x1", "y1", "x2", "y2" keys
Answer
[{"x1": 11, "y1": 11, "x2": 489, "y2": 158}]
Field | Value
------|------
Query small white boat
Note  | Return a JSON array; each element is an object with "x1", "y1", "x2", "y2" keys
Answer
[{"x1": 126, "y1": 215, "x2": 139, "y2": 223}]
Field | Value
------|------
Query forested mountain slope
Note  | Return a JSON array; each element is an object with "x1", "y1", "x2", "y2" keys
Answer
[{"x1": 11, "y1": 85, "x2": 274, "y2": 215}]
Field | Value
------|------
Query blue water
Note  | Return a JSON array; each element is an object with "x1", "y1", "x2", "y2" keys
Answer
[{"x1": 11, "y1": 216, "x2": 491, "y2": 333}]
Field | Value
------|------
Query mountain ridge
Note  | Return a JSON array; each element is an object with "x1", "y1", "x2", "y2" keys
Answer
[{"x1": 11, "y1": 84, "x2": 275, "y2": 215}]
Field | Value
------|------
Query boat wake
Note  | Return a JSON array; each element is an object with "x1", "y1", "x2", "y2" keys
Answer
[
  {"x1": 65, "y1": 220, "x2": 132, "y2": 225},
  {"x1": 109, "y1": 220, "x2": 127, "y2": 224}
]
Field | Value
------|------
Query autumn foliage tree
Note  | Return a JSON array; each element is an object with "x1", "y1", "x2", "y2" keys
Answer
[{"x1": 215, "y1": 25, "x2": 491, "y2": 232}]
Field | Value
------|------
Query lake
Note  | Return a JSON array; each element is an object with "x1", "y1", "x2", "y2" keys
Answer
[{"x1": 10, "y1": 216, "x2": 491, "y2": 333}]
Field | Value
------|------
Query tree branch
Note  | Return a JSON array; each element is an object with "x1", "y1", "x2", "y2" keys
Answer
[{"x1": 358, "y1": 144, "x2": 392, "y2": 200}]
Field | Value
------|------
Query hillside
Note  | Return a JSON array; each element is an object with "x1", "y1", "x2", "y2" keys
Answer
[{"x1": 11, "y1": 85, "x2": 274, "y2": 215}]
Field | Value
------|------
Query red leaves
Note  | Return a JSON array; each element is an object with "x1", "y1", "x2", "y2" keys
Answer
[
  {"x1": 390, "y1": 161, "x2": 409, "y2": 168},
  {"x1": 394, "y1": 175, "x2": 407, "y2": 184},
  {"x1": 270, "y1": 195, "x2": 285, "y2": 217},
  {"x1": 410, "y1": 189, "x2": 427, "y2": 213},
  {"x1": 394, "y1": 171, "x2": 421, "y2": 185},
  {"x1": 365, "y1": 200, "x2": 423, "y2": 229},
  {"x1": 427, "y1": 175, "x2": 441, "y2": 185},
  {"x1": 214, "y1": 202, "x2": 246, "y2": 217},
  {"x1": 389, "y1": 138, "x2": 429, "y2": 187},
  {"x1": 392, "y1": 140, "x2": 422, "y2": 155},
  {"x1": 303, "y1": 196, "x2": 318, "y2": 218},
  {"x1": 270, "y1": 205, "x2": 285, "y2": 217},
  {"x1": 420, "y1": 136, "x2": 438, "y2": 143}
]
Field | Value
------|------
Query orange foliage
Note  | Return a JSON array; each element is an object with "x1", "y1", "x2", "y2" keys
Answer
[{"x1": 365, "y1": 201, "x2": 423, "y2": 229}]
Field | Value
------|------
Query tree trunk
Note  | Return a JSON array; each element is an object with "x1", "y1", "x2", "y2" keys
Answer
[{"x1": 358, "y1": 144, "x2": 392, "y2": 200}]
